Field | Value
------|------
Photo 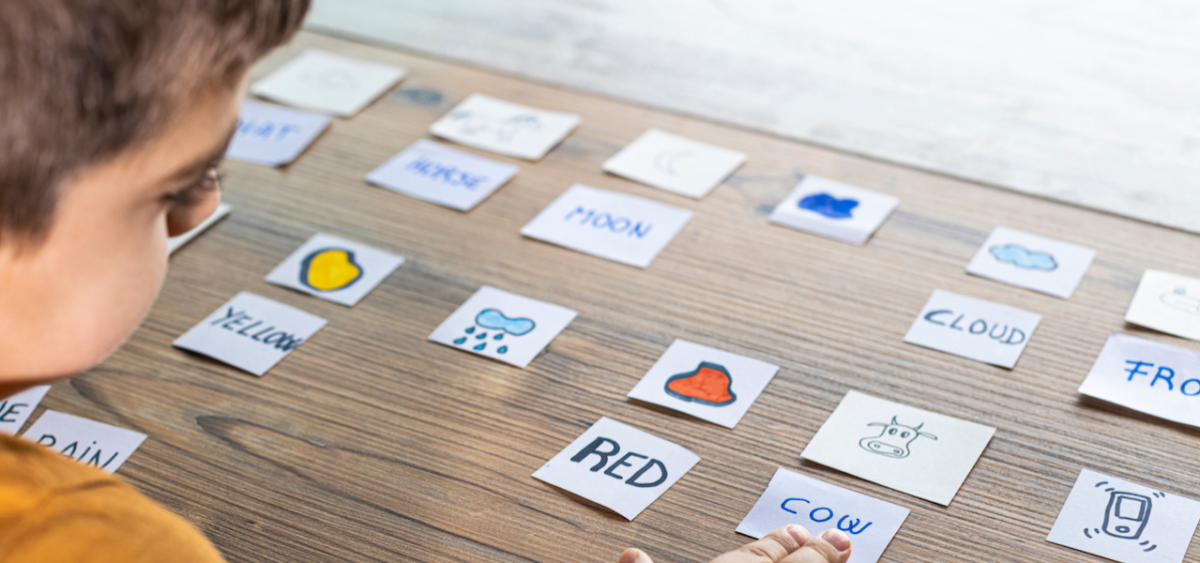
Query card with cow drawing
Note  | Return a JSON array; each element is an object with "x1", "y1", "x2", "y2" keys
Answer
[
  {"x1": 250, "y1": 49, "x2": 407, "y2": 117},
  {"x1": 602, "y1": 129, "x2": 747, "y2": 199},
  {"x1": 626, "y1": 339, "x2": 779, "y2": 428},
  {"x1": 966, "y1": 226, "x2": 1096, "y2": 299},
  {"x1": 737, "y1": 468, "x2": 910, "y2": 563},
  {"x1": 769, "y1": 175, "x2": 900, "y2": 245},
  {"x1": 366, "y1": 139, "x2": 520, "y2": 211},
  {"x1": 22, "y1": 410, "x2": 147, "y2": 474},
  {"x1": 430, "y1": 94, "x2": 581, "y2": 160},
  {"x1": 800, "y1": 391, "x2": 996, "y2": 506},
  {"x1": 1125, "y1": 270, "x2": 1200, "y2": 342},
  {"x1": 427, "y1": 286, "x2": 577, "y2": 368},
  {"x1": 265, "y1": 233, "x2": 405, "y2": 306},
  {"x1": 903, "y1": 289, "x2": 1042, "y2": 369},
  {"x1": 173, "y1": 292, "x2": 327, "y2": 376},
  {"x1": 532, "y1": 417, "x2": 700, "y2": 520}
]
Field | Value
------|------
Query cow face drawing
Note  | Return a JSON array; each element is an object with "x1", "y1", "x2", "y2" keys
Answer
[{"x1": 858, "y1": 416, "x2": 937, "y2": 459}]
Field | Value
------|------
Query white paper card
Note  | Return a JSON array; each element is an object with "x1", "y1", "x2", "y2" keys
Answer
[
  {"x1": 1078, "y1": 333, "x2": 1200, "y2": 428},
  {"x1": 366, "y1": 139, "x2": 519, "y2": 211},
  {"x1": 428, "y1": 286, "x2": 577, "y2": 368},
  {"x1": 532, "y1": 417, "x2": 700, "y2": 520},
  {"x1": 0, "y1": 385, "x2": 51, "y2": 436},
  {"x1": 769, "y1": 175, "x2": 900, "y2": 245},
  {"x1": 1126, "y1": 270, "x2": 1200, "y2": 342},
  {"x1": 737, "y1": 468, "x2": 910, "y2": 563},
  {"x1": 22, "y1": 410, "x2": 147, "y2": 474},
  {"x1": 520, "y1": 184, "x2": 693, "y2": 268},
  {"x1": 903, "y1": 289, "x2": 1042, "y2": 369},
  {"x1": 250, "y1": 49, "x2": 406, "y2": 117},
  {"x1": 429, "y1": 94, "x2": 580, "y2": 160},
  {"x1": 800, "y1": 391, "x2": 996, "y2": 506},
  {"x1": 1047, "y1": 468, "x2": 1200, "y2": 563},
  {"x1": 167, "y1": 203, "x2": 231, "y2": 254},
  {"x1": 265, "y1": 233, "x2": 404, "y2": 307},
  {"x1": 627, "y1": 340, "x2": 778, "y2": 429},
  {"x1": 602, "y1": 129, "x2": 747, "y2": 199},
  {"x1": 226, "y1": 100, "x2": 332, "y2": 166},
  {"x1": 966, "y1": 226, "x2": 1096, "y2": 299},
  {"x1": 173, "y1": 292, "x2": 327, "y2": 376}
]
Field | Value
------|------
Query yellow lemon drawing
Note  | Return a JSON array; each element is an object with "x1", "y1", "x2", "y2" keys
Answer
[{"x1": 300, "y1": 248, "x2": 363, "y2": 292}]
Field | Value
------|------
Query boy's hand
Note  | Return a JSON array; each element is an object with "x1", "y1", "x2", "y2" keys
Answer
[{"x1": 619, "y1": 525, "x2": 851, "y2": 563}]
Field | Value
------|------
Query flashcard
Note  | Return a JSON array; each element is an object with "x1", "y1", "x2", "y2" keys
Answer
[
  {"x1": 737, "y1": 468, "x2": 910, "y2": 563},
  {"x1": 265, "y1": 233, "x2": 404, "y2": 307},
  {"x1": 173, "y1": 292, "x2": 327, "y2": 376},
  {"x1": 1078, "y1": 333, "x2": 1200, "y2": 428},
  {"x1": 250, "y1": 49, "x2": 406, "y2": 117},
  {"x1": 1126, "y1": 270, "x2": 1200, "y2": 341},
  {"x1": 427, "y1": 286, "x2": 577, "y2": 368},
  {"x1": 627, "y1": 339, "x2": 778, "y2": 429},
  {"x1": 769, "y1": 175, "x2": 900, "y2": 245},
  {"x1": 532, "y1": 417, "x2": 700, "y2": 520},
  {"x1": 167, "y1": 203, "x2": 231, "y2": 254},
  {"x1": 0, "y1": 385, "x2": 50, "y2": 436},
  {"x1": 22, "y1": 410, "x2": 147, "y2": 474},
  {"x1": 225, "y1": 100, "x2": 332, "y2": 166},
  {"x1": 1047, "y1": 468, "x2": 1200, "y2": 563},
  {"x1": 366, "y1": 139, "x2": 519, "y2": 211},
  {"x1": 429, "y1": 94, "x2": 581, "y2": 160},
  {"x1": 520, "y1": 184, "x2": 693, "y2": 268},
  {"x1": 966, "y1": 226, "x2": 1096, "y2": 299},
  {"x1": 903, "y1": 289, "x2": 1042, "y2": 369},
  {"x1": 601, "y1": 129, "x2": 747, "y2": 199},
  {"x1": 800, "y1": 391, "x2": 996, "y2": 506}
]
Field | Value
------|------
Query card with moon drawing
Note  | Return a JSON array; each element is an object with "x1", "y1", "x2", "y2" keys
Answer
[
  {"x1": 265, "y1": 233, "x2": 405, "y2": 307},
  {"x1": 602, "y1": 129, "x2": 747, "y2": 199}
]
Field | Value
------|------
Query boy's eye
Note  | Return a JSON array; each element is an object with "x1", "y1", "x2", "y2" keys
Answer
[{"x1": 165, "y1": 166, "x2": 221, "y2": 207}]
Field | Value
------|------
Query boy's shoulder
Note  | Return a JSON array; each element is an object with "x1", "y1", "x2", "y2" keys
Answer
[{"x1": 0, "y1": 434, "x2": 225, "y2": 563}]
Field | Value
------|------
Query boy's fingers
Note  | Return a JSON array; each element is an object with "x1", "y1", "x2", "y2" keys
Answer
[
  {"x1": 778, "y1": 530, "x2": 852, "y2": 563},
  {"x1": 619, "y1": 548, "x2": 653, "y2": 563},
  {"x1": 710, "y1": 525, "x2": 812, "y2": 563}
]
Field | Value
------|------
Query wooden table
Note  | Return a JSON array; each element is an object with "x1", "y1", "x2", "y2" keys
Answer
[{"x1": 42, "y1": 31, "x2": 1200, "y2": 563}]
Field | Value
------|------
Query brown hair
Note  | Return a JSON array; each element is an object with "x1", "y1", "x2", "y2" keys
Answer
[{"x1": 0, "y1": 0, "x2": 310, "y2": 241}]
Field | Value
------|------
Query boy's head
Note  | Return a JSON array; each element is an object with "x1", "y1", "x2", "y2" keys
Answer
[{"x1": 0, "y1": 0, "x2": 309, "y2": 390}]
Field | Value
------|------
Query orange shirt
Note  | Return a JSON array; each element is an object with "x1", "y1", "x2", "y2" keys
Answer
[{"x1": 0, "y1": 433, "x2": 225, "y2": 562}]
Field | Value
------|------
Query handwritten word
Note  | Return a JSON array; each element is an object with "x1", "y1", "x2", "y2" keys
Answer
[
  {"x1": 0, "y1": 399, "x2": 31, "y2": 424},
  {"x1": 404, "y1": 156, "x2": 488, "y2": 189},
  {"x1": 211, "y1": 308, "x2": 305, "y2": 351},
  {"x1": 36, "y1": 435, "x2": 119, "y2": 470},
  {"x1": 565, "y1": 207, "x2": 653, "y2": 238},
  {"x1": 1124, "y1": 360, "x2": 1200, "y2": 396},
  {"x1": 780, "y1": 498, "x2": 873, "y2": 535},
  {"x1": 570, "y1": 436, "x2": 669, "y2": 488},
  {"x1": 923, "y1": 309, "x2": 1026, "y2": 345},
  {"x1": 237, "y1": 118, "x2": 303, "y2": 142}
]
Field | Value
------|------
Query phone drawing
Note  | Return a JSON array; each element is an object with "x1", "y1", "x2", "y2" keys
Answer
[{"x1": 1102, "y1": 491, "x2": 1152, "y2": 540}]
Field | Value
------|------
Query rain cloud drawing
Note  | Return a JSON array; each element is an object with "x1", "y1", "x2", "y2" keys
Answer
[
  {"x1": 453, "y1": 309, "x2": 536, "y2": 354},
  {"x1": 989, "y1": 244, "x2": 1058, "y2": 271},
  {"x1": 859, "y1": 417, "x2": 937, "y2": 459},
  {"x1": 798, "y1": 193, "x2": 858, "y2": 220},
  {"x1": 664, "y1": 362, "x2": 737, "y2": 406},
  {"x1": 1084, "y1": 480, "x2": 1163, "y2": 552}
]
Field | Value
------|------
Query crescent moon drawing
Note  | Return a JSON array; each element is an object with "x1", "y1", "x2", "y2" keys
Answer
[{"x1": 653, "y1": 149, "x2": 695, "y2": 176}]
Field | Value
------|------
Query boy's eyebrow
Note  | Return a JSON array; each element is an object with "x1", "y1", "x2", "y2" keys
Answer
[{"x1": 164, "y1": 122, "x2": 239, "y2": 185}]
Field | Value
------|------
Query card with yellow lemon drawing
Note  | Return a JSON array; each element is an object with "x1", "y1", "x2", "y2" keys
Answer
[{"x1": 266, "y1": 233, "x2": 405, "y2": 306}]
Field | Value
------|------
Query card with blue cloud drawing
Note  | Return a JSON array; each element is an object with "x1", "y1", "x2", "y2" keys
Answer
[
  {"x1": 428, "y1": 286, "x2": 577, "y2": 368},
  {"x1": 966, "y1": 226, "x2": 1096, "y2": 299},
  {"x1": 769, "y1": 175, "x2": 899, "y2": 245}
]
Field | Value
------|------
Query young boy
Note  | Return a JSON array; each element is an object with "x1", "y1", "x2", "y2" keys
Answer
[{"x1": 0, "y1": 2, "x2": 852, "y2": 562}]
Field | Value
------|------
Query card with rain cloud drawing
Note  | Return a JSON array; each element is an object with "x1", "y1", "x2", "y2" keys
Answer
[
  {"x1": 427, "y1": 286, "x2": 577, "y2": 368},
  {"x1": 602, "y1": 129, "x2": 747, "y2": 199},
  {"x1": 966, "y1": 226, "x2": 1096, "y2": 299},
  {"x1": 430, "y1": 94, "x2": 581, "y2": 160}
]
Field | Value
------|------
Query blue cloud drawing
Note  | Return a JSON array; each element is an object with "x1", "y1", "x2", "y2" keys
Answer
[
  {"x1": 989, "y1": 244, "x2": 1058, "y2": 271},
  {"x1": 475, "y1": 309, "x2": 536, "y2": 335},
  {"x1": 798, "y1": 193, "x2": 858, "y2": 220}
]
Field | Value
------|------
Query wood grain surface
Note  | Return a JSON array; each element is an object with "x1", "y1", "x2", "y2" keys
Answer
[{"x1": 29, "y1": 31, "x2": 1200, "y2": 563}]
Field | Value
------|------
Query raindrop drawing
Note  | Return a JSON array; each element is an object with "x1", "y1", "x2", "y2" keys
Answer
[
  {"x1": 452, "y1": 309, "x2": 536, "y2": 354},
  {"x1": 858, "y1": 417, "x2": 937, "y2": 459},
  {"x1": 798, "y1": 193, "x2": 858, "y2": 220},
  {"x1": 299, "y1": 248, "x2": 363, "y2": 292},
  {"x1": 448, "y1": 112, "x2": 542, "y2": 143},
  {"x1": 1083, "y1": 481, "x2": 1163, "y2": 552},
  {"x1": 1160, "y1": 287, "x2": 1200, "y2": 316},
  {"x1": 652, "y1": 149, "x2": 695, "y2": 176},
  {"x1": 989, "y1": 244, "x2": 1058, "y2": 271},
  {"x1": 664, "y1": 362, "x2": 736, "y2": 406}
]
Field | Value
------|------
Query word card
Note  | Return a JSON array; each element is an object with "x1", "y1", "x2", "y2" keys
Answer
[
  {"x1": 769, "y1": 175, "x2": 899, "y2": 245},
  {"x1": 1047, "y1": 468, "x2": 1200, "y2": 563},
  {"x1": 627, "y1": 339, "x2": 779, "y2": 429},
  {"x1": 532, "y1": 417, "x2": 700, "y2": 520},
  {"x1": 966, "y1": 226, "x2": 1096, "y2": 299},
  {"x1": 428, "y1": 286, "x2": 577, "y2": 368},
  {"x1": 602, "y1": 129, "x2": 747, "y2": 199},
  {"x1": 265, "y1": 233, "x2": 405, "y2": 307},
  {"x1": 801, "y1": 391, "x2": 995, "y2": 506},
  {"x1": 1126, "y1": 270, "x2": 1200, "y2": 341},
  {"x1": 903, "y1": 289, "x2": 1042, "y2": 368},
  {"x1": 23, "y1": 410, "x2": 147, "y2": 474},
  {"x1": 520, "y1": 184, "x2": 693, "y2": 268},
  {"x1": 173, "y1": 292, "x2": 327, "y2": 376},
  {"x1": 167, "y1": 203, "x2": 231, "y2": 254},
  {"x1": 366, "y1": 139, "x2": 519, "y2": 211},
  {"x1": 737, "y1": 468, "x2": 910, "y2": 563},
  {"x1": 1078, "y1": 333, "x2": 1200, "y2": 428},
  {"x1": 250, "y1": 49, "x2": 407, "y2": 117},
  {"x1": 226, "y1": 100, "x2": 332, "y2": 166},
  {"x1": 0, "y1": 385, "x2": 50, "y2": 436},
  {"x1": 429, "y1": 94, "x2": 581, "y2": 160}
]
